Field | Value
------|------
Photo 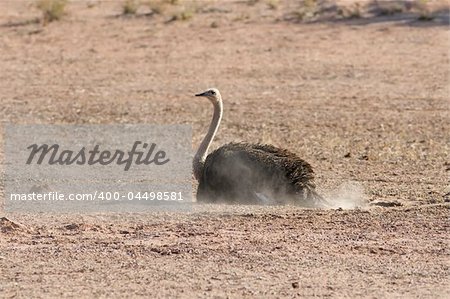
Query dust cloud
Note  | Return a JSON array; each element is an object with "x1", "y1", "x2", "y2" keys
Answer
[{"x1": 326, "y1": 181, "x2": 368, "y2": 209}]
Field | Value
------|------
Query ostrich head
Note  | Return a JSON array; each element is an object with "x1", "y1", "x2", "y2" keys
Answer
[{"x1": 195, "y1": 88, "x2": 222, "y2": 104}]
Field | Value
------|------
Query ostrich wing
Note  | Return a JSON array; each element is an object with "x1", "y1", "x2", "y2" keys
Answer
[
  {"x1": 198, "y1": 142, "x2": 318, "y2": 204},
  {"x1": 242, "y1": 143, "x2": 315, "y2": 186}
]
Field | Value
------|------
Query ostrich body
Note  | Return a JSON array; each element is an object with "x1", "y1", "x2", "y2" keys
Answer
[{"x1": 193, "y1": 88, "x2": 326, "y2": 207}]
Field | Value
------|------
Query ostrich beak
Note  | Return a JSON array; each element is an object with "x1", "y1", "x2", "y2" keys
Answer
[{"x1": 195, "y1": 91, "x2": 207, "y2": 97}]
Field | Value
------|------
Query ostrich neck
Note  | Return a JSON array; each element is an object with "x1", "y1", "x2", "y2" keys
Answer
[{"x1": 193, "y1": 100, "x2": 223, "y2": 181}]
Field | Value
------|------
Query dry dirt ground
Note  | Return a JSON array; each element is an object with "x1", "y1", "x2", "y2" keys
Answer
[{"x1": 0, "y1": 0, "x2": 449, "y2": 298}]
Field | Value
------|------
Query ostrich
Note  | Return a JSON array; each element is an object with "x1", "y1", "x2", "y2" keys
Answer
[{"x1": 193, "y1": 88, "x2": 327, "y2": 207}]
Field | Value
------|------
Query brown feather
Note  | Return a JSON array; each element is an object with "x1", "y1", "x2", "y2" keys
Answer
[{"x1": 197, "y1": 142, "x2": 327, "y2": 207}]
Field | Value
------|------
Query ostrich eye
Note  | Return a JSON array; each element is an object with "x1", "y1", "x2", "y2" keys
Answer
[{"x1": 210, "y1": 91, "x2": 216, "y2": 95}]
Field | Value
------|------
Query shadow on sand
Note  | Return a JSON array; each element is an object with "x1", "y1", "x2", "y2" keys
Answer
[{"x1": 283, "y1": 0, "x2": 449, "y2": 28}]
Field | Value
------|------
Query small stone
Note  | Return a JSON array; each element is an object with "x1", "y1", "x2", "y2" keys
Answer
[
  {"x1": 64, "y1": 223, "x2": 79, "y2": 230},
  {"x1": 443, "y1": 192, "x2": 450, "y2": 202},
  {"x1": 292, "y1": 282, "x2": 299, "y2": 289}
]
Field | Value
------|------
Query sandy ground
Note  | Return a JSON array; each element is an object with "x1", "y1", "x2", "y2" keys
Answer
[{"x1": 0, "y1": 0, "x2": 449, "y2": 298}]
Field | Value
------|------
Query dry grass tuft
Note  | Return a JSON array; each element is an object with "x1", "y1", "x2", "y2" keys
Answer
[
  {"x1": 266, "y1": 0, "x2": 279, "y2": 10},
  {"x1": 233, "y1": 13, "x2": 251, "y2": 22},
  {"x1": 122, "y1": 0, "x2": 139, "y2": 15},
  {"x1": 338, "y1": 3, "x2": 363, "y2": 19},
  {"x1": 170, "y1": 9, "x2": 194, "y2": 21},
  {"x1": 145, "y1": 0, "x2": 182, "y2": 15},
  {"x1": 414, "y1": 0, "x2": 435, "y2": 21},
  {"x1": 166, "y1": 0, "x2": 197, "y2": 22},
  {"x1": 36, "y1": 0, "x2": 67, "y2": 24},
  {"x1": 291, "y1": 0, "x2": 321, "y2": 22},
  {"x1": 375, "y1": 1, "x2": 406, "y2": 16},
  {"x1": 145, "y1": 0, "x2": 165, "y2": 14}
]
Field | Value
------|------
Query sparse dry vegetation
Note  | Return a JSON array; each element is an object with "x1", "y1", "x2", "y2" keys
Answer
[
  {"x1": 233, "y1": 13, "x2": 251, "y2": 22},
  {"x1": 122, "y1": 0, "x2": 139, "y2": 15},
  {"x1": 36, "y1": 0, "x2": 67, "y2": 24},
  {"x1": 144, "y1": 0, "x2": 184, "y2": 16},
  {"x1": 338, "y1": 3, "x2": 363, "y2": 19},
  {"x1": 415, "y1": 0, "x2": 435, "y2": 20},
  {"x1": 168, "y1": 1, "x2": 197, "y2": 22},
  {"x1": 375, "y1": 1, "x2": 406, "y2": 16},
  {"x1": 145, "y1": 0, "x2": 166, "y2": 15},
  {"x1": 170, "y1": 8, "x2": 194, "y2": 21},
  {"x1": 266, "y1": 0, "x2": 279, "y2": 10},
  {"x1": 291, "y1": 0, "x2": 319, "y2": 22},
  {"x1": 31, "y1": 0, "x2": 444, "y2": 26},
  {"x1": 372, "y1": 0, "x2": 437, "y2": 19}
]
